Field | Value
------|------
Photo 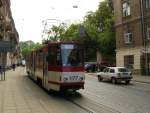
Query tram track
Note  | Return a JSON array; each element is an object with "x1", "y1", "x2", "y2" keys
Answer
[
  {"x1": 27, "y1": 75, "x2": 121, "y2": 113},
  {"x1": 64, "y1": 96, "x2": 96, "y2": 113},
  {"x1": 27, "y1": 76, "x2": 95, "y2": 113},
  {"x1": 27, "y1": 75, "x2": 120, "y2": 113},
  {"x1": 62, "y1": 91, "x2": 121, "y2": 113},
  {"x1": 44, "y1": 89, "x2": 96, "y2": 113}
]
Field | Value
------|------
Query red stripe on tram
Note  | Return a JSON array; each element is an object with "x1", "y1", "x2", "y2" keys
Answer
[
  {"x1": 48, "y1": 66, "x2": 84, "y2": 72},
  {"x1": 48, "y1": 80, "x2": 84, "y2": 85}
]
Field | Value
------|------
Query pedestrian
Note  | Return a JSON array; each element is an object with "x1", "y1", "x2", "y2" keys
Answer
[
  {"x1": 0, "y1": 65, "x2": 2, "y2": 75},
  {"x1": 22, "y1": 59, "x2": 26, "y2": 67},
  {"x1": 12, "y1": 64, "x2": 15, "y2": 71}
]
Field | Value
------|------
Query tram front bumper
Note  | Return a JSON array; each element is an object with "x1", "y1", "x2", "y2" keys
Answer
[
  {"x1": 60, "y1": 82, "x2": 85, "y2": 90},
  {"x1": 48, "y1": 80, "x2": 85, "y2": 90}
]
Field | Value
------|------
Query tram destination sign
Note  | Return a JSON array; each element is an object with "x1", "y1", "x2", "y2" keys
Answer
[{"x1": 0, "y1": 41, "x2": 15, "y2": 52}]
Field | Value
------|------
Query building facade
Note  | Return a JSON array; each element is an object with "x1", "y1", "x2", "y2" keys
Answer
[
  {"x1": 0, "y1": 0, "x2": 20, "y2": 68},
  {"x1": 112, "y1": 0, "x2": 150, "y2": 75}
]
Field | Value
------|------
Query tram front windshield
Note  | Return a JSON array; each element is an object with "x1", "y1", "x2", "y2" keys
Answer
[{"x1": 61, "y1": 44, "x2": 83, "y2": 67}]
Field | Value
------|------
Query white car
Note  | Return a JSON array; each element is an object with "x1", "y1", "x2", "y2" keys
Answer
[{"x1": 97, "y1": 67, "x2": 132, "y2": 84}]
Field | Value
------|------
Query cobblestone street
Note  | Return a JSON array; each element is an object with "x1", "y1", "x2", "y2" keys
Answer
[{"x1": 1, "y1": 67, "x2": 150, "y2": 113}]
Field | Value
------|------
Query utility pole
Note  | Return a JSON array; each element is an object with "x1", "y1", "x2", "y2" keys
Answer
[
  {"x1": 140, "y1": 0, "x2": 148, "y2": 75},
  {"x1": 2, "y1": 0, "x2": 7, "y2": 80}
]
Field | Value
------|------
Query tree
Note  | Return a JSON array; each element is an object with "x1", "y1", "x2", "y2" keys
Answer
[
  {"x1": 48, "y1": 24, "x2": 65, "y2": 41},
  {"x1": 43, "y1": 0, "x2": 116, "y2": 63},
  {"x1": 20, "y1": 41, "x2": 43, "y2": 58},
  {"x1": 61, "y1": 24, "x2": 81, "y2": 41},
  {"x1": 83, "y1": 0, "x2": 116, "y2": 63}
]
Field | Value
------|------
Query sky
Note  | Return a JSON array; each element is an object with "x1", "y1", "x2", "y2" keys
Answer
[{"x1": 11, "y1": 0, "x2": 102, "y2": 43}]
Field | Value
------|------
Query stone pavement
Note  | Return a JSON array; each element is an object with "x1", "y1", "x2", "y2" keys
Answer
[
  {"x1": 132, "y1": 74, "x2": 150, "y2": 84},
  {"x1": 0, "y1": 67, "x2": 88, "y2": 113},
  {"x1": 1, "y1": 67, "x2": 150, "y2": 113}
]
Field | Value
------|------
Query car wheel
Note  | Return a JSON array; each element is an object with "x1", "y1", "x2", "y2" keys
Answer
[
  {"x1": 125, "y1": 80, "x2": 130, "y2": 84},
  {"x1": 98, "y1": 75, "x2": 103, "y2": 82},
  {"x1": 111, "y1": 77, "x2": 116, "y2": 84}
]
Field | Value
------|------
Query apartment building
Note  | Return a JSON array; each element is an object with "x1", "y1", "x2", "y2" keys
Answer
[
  {"x1": 0, "y1": 0, "x2": 20, "y2": 68},
  {"x1": 112, "y1": 0, "x2": 150, "y2": 75}
]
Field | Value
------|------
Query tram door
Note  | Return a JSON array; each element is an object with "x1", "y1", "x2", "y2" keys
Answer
[{"x1": 43, "y1": 51, "x2": 48, "y2": 89}]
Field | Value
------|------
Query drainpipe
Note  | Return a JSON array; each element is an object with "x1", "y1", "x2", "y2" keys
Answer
[{"x1": 140, "y1": 0, "x2": 148, "y2": 75}]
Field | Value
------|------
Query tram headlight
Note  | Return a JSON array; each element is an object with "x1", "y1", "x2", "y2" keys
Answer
[
  {"x1": 80, "y1": 77, "x2": 84, "y2": 81},
  {"x1": 64, "y1": 77, "x2": 68, "y2": 81}
]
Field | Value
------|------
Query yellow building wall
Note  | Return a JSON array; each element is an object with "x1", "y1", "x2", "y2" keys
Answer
[{"x1": 116, "y1": 47, "x2": 142, "y2": 70}]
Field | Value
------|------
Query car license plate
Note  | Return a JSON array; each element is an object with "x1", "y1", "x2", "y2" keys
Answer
[{"x1": 123, "y1": 73, "x2": 128, "y2": 75}]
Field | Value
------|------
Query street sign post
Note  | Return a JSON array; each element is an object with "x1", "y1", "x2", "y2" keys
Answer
[{"x1": 0, "y1": 41, "x2": 15, "y2": 81}]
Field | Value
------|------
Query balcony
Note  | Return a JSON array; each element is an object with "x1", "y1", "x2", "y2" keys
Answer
[{"x1": 9, "y1": 32, "x2": 18, "y2": 43}]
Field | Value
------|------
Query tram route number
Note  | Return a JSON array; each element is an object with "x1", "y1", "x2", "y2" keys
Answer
[{"x1": 69, "y1": 76, "x2": 79, "y2": 80}]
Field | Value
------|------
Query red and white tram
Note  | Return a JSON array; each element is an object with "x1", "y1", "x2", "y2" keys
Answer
[{"x1": 26, "y1": 41, "x2": 85, "y2": 91}]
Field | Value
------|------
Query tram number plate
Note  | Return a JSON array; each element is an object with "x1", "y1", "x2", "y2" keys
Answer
[{"x1": 69, "y1": 76, "x2": 78, "y2": 80}]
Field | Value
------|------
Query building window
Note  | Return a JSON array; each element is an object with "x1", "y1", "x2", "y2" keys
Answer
[
  {"x1": 147, "y1": 26, "x2": 150, "y2": 40},
  {"x1": 145, "y1": 0, "x2": 150, "y2": 9},
  {"x1": 122, "y1": 1, "x2": 131, "y2": 17},
  {"x1": 0, "y1": 0, "x2": 2, "y2": 7},
  {"x1": 124, "y1": 32, "x2": 133, "y2": 44},
  {"x1": 124, "y1": 55, "x2": 134, "y2": 69}
]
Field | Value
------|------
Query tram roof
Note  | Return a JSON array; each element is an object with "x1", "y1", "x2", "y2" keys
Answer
[
  {"x1": 47, "y1": 41, "x2": 81, "y2": 45},
  {"x1": 30, "y1": 41, "x2": 82, "y2": 53}
]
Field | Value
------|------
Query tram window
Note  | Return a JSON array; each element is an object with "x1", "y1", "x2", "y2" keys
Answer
[
  {"x1": 48, "y1": 51, "x2": 56, "y2": 65},
  {"x1": 56, "y1": 52, "x2": 61, "y2": 65},
  {"x1": 61, "y1": 44, "x2": 83, "y2": 67},
  {"x1": 36, "y1": 51, "x2": 43, "y2": 68},
  {"x1": 48, "y1": 45, "x2": 61, "y2": 66}
]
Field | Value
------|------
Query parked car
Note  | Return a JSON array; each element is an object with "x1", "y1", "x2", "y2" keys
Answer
[
  {"x1": 85, "y1": 63, "x2": 111, "y2": 73},
  {"x1": 96, "y1": 67, "x2": 132, "y2": 84},
  {"x1": 85, "y1": 63, "x2": 97, "y2": 72}
]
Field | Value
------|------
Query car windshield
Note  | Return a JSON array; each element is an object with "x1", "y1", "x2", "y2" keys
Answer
[{"x1": 118, "y1": 68, "x2": 129, "y2": 72}]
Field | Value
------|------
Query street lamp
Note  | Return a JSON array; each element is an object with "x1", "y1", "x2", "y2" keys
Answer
[{"x1": 73, "y1": 5, "x2": 78, "y2": 8}]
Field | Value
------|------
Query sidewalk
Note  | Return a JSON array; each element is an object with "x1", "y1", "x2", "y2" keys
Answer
[
  {"x1": 1, "y1": 67, "x2": 81, "y2": 113},
  {"x1": 87, "y1": 73, "x2": 150, "y2": 84},
  {"x1": 132, "y1": 74, "x2": 150, "y2": 84}
]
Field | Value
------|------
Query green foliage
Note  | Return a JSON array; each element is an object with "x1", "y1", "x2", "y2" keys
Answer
[
  {"x1": 32, "y1": 43, "x2": 43, "y2": 50},
  {"x1": 21, "y1": 48, "x2": 31, "y2": 58},
  {"x1": 48, "y1": 24, "x2": 65, "y2": 41},
  {"x1": 62, "y1": 24, "x2": 81, "y2": 41},
  {"x1": 20, "y1": 41, "x2": 43, "y2": 58},
  {"x1": 44, "y1": 0, "x2": 115, "y2": 63},
  {"x1": 83, "y1": 0, "x2": 116, "y2": 62}
]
